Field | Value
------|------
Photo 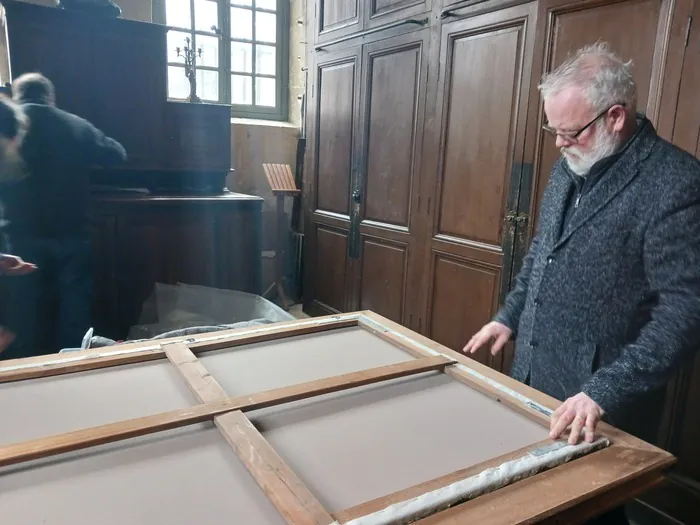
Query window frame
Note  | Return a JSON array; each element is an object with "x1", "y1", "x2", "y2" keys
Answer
[{"x1": 153, "y1": 0, "x2": 289, "y2": 121}]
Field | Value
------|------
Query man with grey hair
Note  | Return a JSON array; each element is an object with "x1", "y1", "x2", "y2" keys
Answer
[{"x1": 465, "y1": 42, "x2": 700, "y2": 524}]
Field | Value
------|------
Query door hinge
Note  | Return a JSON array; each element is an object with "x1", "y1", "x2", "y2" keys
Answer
[
  {"x1": 505, "y1": 212, "x2": 528, "y2": 224},
  {"x1": 685, "y1": 16, "x2": 693, "y2": 47}
]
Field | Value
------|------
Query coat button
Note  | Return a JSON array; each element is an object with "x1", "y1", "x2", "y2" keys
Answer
[
  {"x1": 529, "y1": 341, "x2": 537, "y2": 348},
  {"x1": 547, "y1": 255, "x2": 555, "y2": 264},
  {"x1": 534, "y1": 298, "x2": 542, "y2": 306}
]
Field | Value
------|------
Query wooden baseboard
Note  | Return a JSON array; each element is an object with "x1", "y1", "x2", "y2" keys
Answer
[{"x1": 632, "y1": 473, "x2": 700, "y2": 525}]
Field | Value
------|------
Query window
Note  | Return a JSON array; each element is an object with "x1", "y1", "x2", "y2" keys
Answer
[{"x1": 155, "y1": 0, "x2": 289, "y2": 121}]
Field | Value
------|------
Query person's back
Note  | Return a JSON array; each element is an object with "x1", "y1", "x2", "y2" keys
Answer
[
  {"x1": 0, "y1": 73, "x2": 126, "y2": 359},
  {"x1": 1, "y1": 92, "x2": 126, "y2": 237}
]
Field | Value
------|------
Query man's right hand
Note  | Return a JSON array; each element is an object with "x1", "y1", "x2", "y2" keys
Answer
[{"x1": 463, "y1": 321, "x2": 512, "y2": 356}]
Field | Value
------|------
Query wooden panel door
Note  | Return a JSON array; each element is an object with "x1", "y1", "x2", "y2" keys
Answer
[
  {"x1": 315, "y1": 0, "x2": 363, "y2": 44},
  {"x1": 525, "y1": 0, "x2": 675, "y2": 236},
  {"x1": 348, "y1": 29, "x2": 430, "y2": 326},
  {"x1": 419, "y1": 2, "x2": 539, "y2": 370},
  {"x1": 303, "y1": 45, "x2": 362, "y2": 315}
]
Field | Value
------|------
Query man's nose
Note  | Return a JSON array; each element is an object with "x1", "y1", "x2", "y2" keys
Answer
[{"x1": 555, "y1": 134, "x2": 573, "y2": 149}]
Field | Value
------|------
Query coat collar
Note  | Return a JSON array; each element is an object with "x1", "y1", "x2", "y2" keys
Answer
[{"x1": 551, "y1": 114, "x2": 658, "y2": 250}]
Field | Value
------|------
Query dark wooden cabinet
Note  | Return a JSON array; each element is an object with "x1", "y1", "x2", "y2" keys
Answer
[
  {"x1": 91, "y1": 193, "x2": 263, "y2": 340},
  {"x1": 163, "y1": 102, "x2": 232, "y2": 173},
  {"x1": 313, "y1": 0, "x2": 431, "y2": 44},
  {"x1": 304, "y1": 0, "x2": 700, "y2": 521},
  {"x1": 304, "y1": 27, "x2": 430, "y2": 325},
  {"x1": 1, "y1": 0, "x2": 232, "y2": 186},
  {"x1": 419, "y1": 2, "x2": 538, "y2": 371}
]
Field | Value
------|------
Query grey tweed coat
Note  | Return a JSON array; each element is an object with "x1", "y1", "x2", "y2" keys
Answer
[{"x1": 494, "y1": 115, "x2": 700, "y2": 442}]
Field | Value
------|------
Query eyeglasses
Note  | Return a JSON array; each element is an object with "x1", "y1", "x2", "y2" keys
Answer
[{"x1": 542, "y1": 103, "x2": 625, "y2": 143}]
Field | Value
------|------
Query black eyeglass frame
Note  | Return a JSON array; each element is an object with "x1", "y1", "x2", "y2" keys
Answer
[{"x1": 542, "y1": 102, "x2": 626, "y2": 142}]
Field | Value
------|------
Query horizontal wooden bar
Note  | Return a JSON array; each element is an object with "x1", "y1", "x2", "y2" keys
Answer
[
  {"x1": 189, "y1": 316, "x2": 359, "y2": 353},
  {"x1": 0, "y1": 354, "x2": 454, "y2": 469},
  {"x1": 0, "y1": 313, "x2": 359, "y2": 384},
  {"x1": 165, "y1": 343, "x2": 336, "y2": 525}
]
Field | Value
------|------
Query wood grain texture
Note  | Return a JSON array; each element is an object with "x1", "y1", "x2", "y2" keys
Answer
[
  {"x1": 263, "y1": 163, "x2": 301, "y2": 195},
  {"x1": 164, "y1": 343, "x2": 335, "y2": 525},
  {"x1": 0, "y1": 351, "x2": 454, "y2": 469}
]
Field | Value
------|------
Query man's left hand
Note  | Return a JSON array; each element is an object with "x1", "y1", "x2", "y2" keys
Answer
[{"x1": 550, "y1": 392, "x2": 604, "y2": 445}]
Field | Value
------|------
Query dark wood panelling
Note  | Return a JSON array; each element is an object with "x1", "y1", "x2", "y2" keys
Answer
[
  {"x1": 90, "y1": 22, "x2": 166, "y2": 169},
  {"x1": 3, "y1": 10, "x2": 94, "y2": 121},
  {"x1": 349, "y1": 29, "x2": 430, "y2": 327},
  {"x1": 359, "y1": 238, "x2": 407, "y2": 322},
  {"x1": 163, "y1": 102, "x2": 232, "y2": 173},
  {"x1": 677, "y1": 356, "x2": 700, "y2": 479},
  {"x1": 92, "y1": 195, "x2": 262, "y2": 340},
  {"x1": 420, "y1": 3, "x2": 538, "y2": 372},
  {"x1": 671, "y1": 4, "x2": 700, "y2": 157},
  {"x1": 315, "y1": 226, "x2": 350, "y2": 312},
  {"x1": 436, "y1": 24, "x2": 524, "y2": 246},
  {"x1": 316, "y1": 59, "x2": 358, "y2": 216},
  {"x1": 321, "y1": 0, "x2": 360, "y2": 28},
  {"x1": 317, "y1": 0, "x2": 363, "y2": 43},
  {"x1": 428, "y1": 254, "x2": 500, "y2": 365},
  {"x1": 367, "y1": 0, "x2": 431, "y2": 27},
  {"x1": 363, "y1": 41, "x2": 421, "y2": 227}
]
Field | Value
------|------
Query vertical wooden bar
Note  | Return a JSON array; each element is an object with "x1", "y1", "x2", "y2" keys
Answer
[{"x1": 163, "y1": 343, "x2": 336, "y2": 525}]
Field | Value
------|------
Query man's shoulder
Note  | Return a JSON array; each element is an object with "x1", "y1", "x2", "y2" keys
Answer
[
  {"x1": 638, "y1": 136, "x2": 700, "y2": 211},
  {"x1": 647, "y1": 133, "x2": 700, "y2": 172},
  {"x1": 22, "y1": 103, "x2": 94, "y2": 130}
]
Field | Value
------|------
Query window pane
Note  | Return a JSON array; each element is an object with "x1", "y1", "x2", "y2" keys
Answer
[
  {"x1": 256, "y1": 12, "x2": 276, "y2": 43},
  {"x1": 231, "y1": 0, "x2": 253, "y2": 6},
  {"x1": 167, "y1": 30, "x2": 192, "y2": 63},
  {"x1": 197, "y1": 69, "x2": 219, "y2": 101},
  {"x1": 166, "y1": 0, "x2": 191, "y2": 29},
  {"x1": 231, "y1": 7, "x2": 253, "y2": 40},
  {"x1": 168, "y1": 66, "x2": 190, "y2": 99},
  {"x1": 256, "y1": 0, "x2": 276, "y2": 10},
  {"x1": 231, "y1": 42, "x2": 252, "y2": 73},
  {"x1": 256, "y1": 44, "x2": 275, "y2": 75},
  {"x1": 232, "y1": 74, "x2": 252, "y2": 104},
  {"x1": 194, "y1": 0, "x2": 218, "y2": 32},
  {"x1": 256, "y1": 77, "x2": 275, "y2": 107},
  {"x1": 196, "y1": 34, "x2": 219, "y2": 67}
]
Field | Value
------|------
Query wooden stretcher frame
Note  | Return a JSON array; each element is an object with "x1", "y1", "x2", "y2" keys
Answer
[{"x1": 0, "y1": 311, "x2": 675, "y2": 525}]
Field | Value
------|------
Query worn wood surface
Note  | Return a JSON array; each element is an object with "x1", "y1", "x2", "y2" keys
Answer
[{"x1": 0, "y1": 313, "x2": 359, "y2": 384}]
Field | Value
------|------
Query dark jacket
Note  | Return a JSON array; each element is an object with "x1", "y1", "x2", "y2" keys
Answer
[
  {"x1": 0, "y1": 103, "x2": 126, "y2": 237},
  {"x1": 494, "y1": 115, "x2": 700, "y2": 443}
]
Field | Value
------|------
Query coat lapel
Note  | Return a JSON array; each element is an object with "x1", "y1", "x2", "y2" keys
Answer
[
  {"x1": 546, "y1": 164, "x2": 572, "y2": 245},
  {"x1": 553, "y1": 118, "x2": 658, "y2": 251}
]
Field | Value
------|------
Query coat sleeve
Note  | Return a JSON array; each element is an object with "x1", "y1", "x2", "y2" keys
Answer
[
  {"x1": 493, "y1": 233, "x2": 539, "y2": 334},
  {"x1": 582, "y1": 182, "x2": 700, "y2": 416},
  {"x1": 83, "y1": 121, "x2": 127, "y2": 167}
]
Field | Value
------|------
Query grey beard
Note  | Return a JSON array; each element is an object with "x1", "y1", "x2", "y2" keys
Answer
[{"x1": 563, "y1": 126, "x2": 622, "y2": 176}]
